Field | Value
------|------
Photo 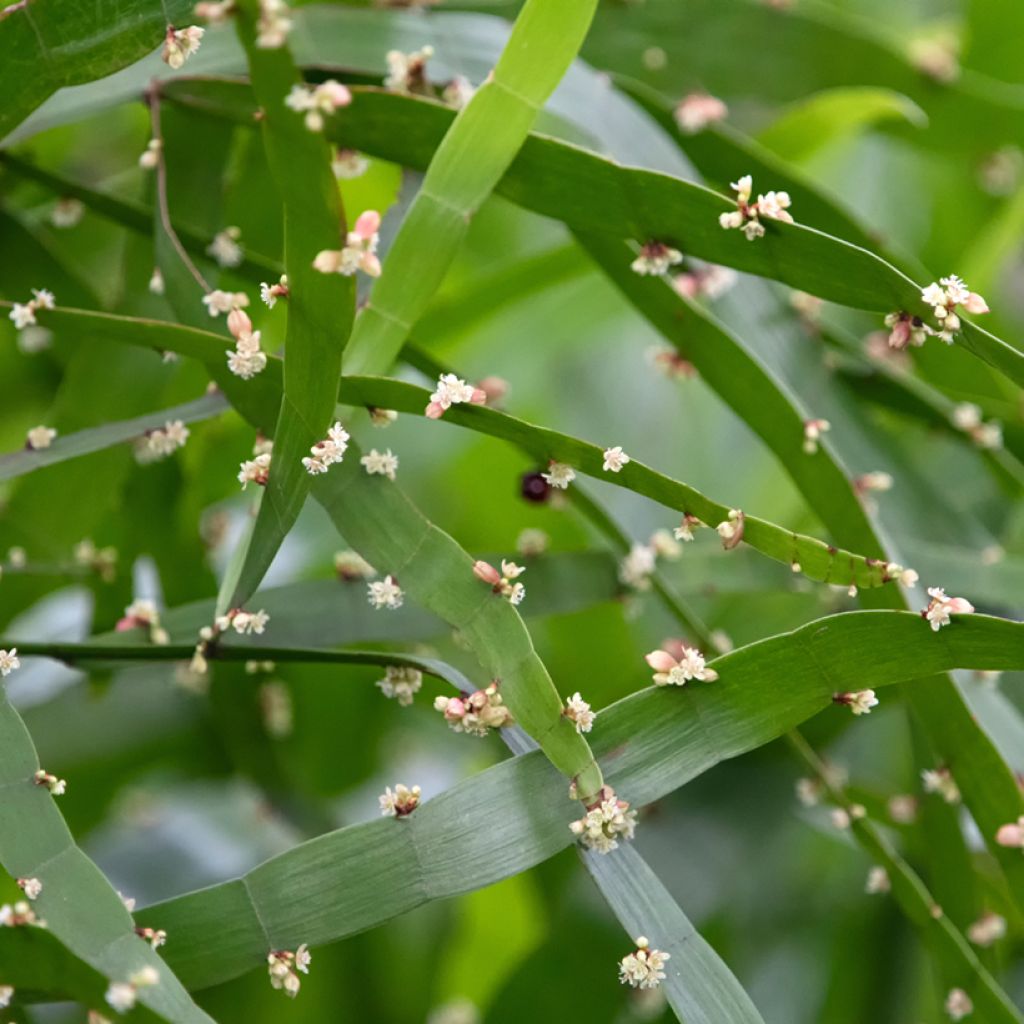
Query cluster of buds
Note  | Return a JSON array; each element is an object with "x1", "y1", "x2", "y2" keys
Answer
[
  {"x1": 105, "y1": 966, "x2": 160, "y2": 1014},
  {"x1": 26, "y1": 425, "x2": 57, "y2": 450},
  {"x1": 715, "y1": 508, "x2": 744, "y2": 549},
  {"x1": 0, "y1": 648, "x2": 19, "y2": 677},
  {"x1": 360, "y1": 448, "x2": 399, "y2": 480},
  {"x1": 802, "y1": 418, "x2": 830, "y2": 454},
  {"x1": 645, "y1": 642, "x2": 719, "y2": 686},
  {"x1": 945, "y1": 988, "x2": 973, "y2": 1022},
  {"x1": 334, "y1": 549, "x2": 375, "y2": 580},
  {"x1": 922, "y1": 766, "x2": 960, "y2": 804},
  {"x1": 8, "y1": 288, "x2": 55, "y2": 330},
  {"x1": 888, "y1": 793, "x2": 918, "y2": 824},
  {"x1": 379, "y1": 783, "x2": 421, "y2": 817},
  {"x1": 952, "y1": 402, "x2": 1002, "y2": 450},
  {"x1": 203, "y1": 288, "x2": 249, "y2": 317},
  {"x1": 865, "y1": 866, "x2": 890, "y2": 894},
  {"x1": 921, "y1": 275, "x2": 988, "y2": 341},
  {"x1": 257, "y1": 0, "x2": 292, "y2": 48},
  {"x1": 302, "y1": 422, "x2": 350, "y2": 475},
  {"x1": 882, "y1": 562, "x2": 918, "y2": 588},
  {"x1": 0, "y1": 900, "x2": 41, "y2": 927},
  {"x1": 384, "y1": 46, "x2": 433, "y2": 93},
  {"x1": 17, "y1": 877, "x2": 42, "y2": 900},
  {"x1": 260, "y1": 275, "x2": 289, "y2": 308},
  {"x1": 206, "y1": 226, "x2": 243, "y2": 268},
  {"x1": 830, "y1": 804, "x2": 866, "y2": 830},
  {"x1": 266, "y1": 945, "x2": 311, "y2": 997},
  {"x1": 967, "y1": 911, "x2": 1007, "y2": 947},
  {"x1": 225, "y1": 306, "x2": 267, "y2": 380},
  {"x1": 51, "y1": 197, "x2": 85, "y2": 228},
  {"x1": 134, "y1": 419, "x2": 190, "y2": 464},
  {"x1": 367, "y1": 574, "x2": 404, "y2": 609},
  {"x1": 630, "y1": 240, "x2": 683, "y2": 276},
  {"x1": 473, "y1": 559, "x2": 525, "y2": 605},
  {"x1": 832, "y1": 689, "x2": 879, "y2": 715},
  {"x1": 238, "y1": 452, "x2": 272, "y2": 489},
  {"x1": 116, "y1": 599, "x2": 170, "y2": 645},
  {"x1": 376, "y1": 665, "x2": 423, "y2": 706},
  {"x1": 672, "y1": 262, "x2": 736, "y2": 302},
  {"x1": 313, "y1": 210, "x2": 382, "y2": 278},
  {"x1": 569, "y1": 785, "x2": 637, "y2": 853},
  {"x1": 673, "y1": 514, "x2": 703, "y2": 543},
  {"x1": 563, "y1": 692, "x2": 595, "y2": 733},
  {"x1": 74, "y1": 539, "x2": 119, "y2": 582},
  {"x1": 333, "y1": 148, "x2": 370, "y2": 179},
  {"x1": 434, "y1": 682, "x2": 512, "y2": 736},
  {"x1": 995, "y1": 815, "x2": 1024, "y2": 850},
  {"x1": 214, "y1": 608, "x2": 270, "y2": 636},
  {"x1": 425, "y1": 373, "x2": 487, "y2": 419},
  {"x1": 541, "y1": 461, "x2": 576, "y2": 490},
  {"x1": 674, "y1": 92, "x2": 728, "y2": 133},
  {"x1": 135, "y1": 926, "x2": 167, "y2": 949},
  {"x1": 285, "y1": 80, "x2": 352, "y2": 132},
  {"x1": 34, "y1": 769, "x2": 66, "y2": 796},
  {"x1": 618, "y1": 936, "x2": 670, "y2": 990},
  {"x1": 161, "y1": 24, "x2": 204, "y2": 69},
  {"x1": 922, "y1": 587, "x2": 974, "y2": 631},
  {"x1": 719, "y1": 175, "x2": 793, "y2": 240},
  {"x1": 602, "y1": 446, "x2": 630, "y2": 473},
  {"x1": 881, "y1": 311, "x2": 928, "y2": 350}
]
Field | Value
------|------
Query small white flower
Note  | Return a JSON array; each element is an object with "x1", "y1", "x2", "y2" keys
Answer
[
  {"x1": 618, "y1": 937, "x2": 670, "y2": 990},
  {"x1": 106, "y1": 981, "x2": 137, "y2": 1013},
  {"x1": 619, "y1": 543, "x2": 656, "y2": 591},
  {"x1": 136, "y1": 419, "x2": 190, "y2": 463},
  {"x1": 18, "y1": 877, "x2": 42, "y2": 900},
  {"x1": 256, "y1": 0, "x2": 293, "y2": 48},
  {"x1": 384, "y1": 46, "x2": 434, "y2": 93},
  {"x1": 285, "y1": 80, "x2": 352, "y2": 131},
  {"x1": 376, "y1": 665, "x2": 423, "y2": 706},
  {"x1": 139, "y1": 138, "x2": 162, "y2": 169},
  {"x1": 360, "y1": 448, "x2": 399, "y2": 481},
  {"x1": 425, "y1": 372, "x2": 485, "y2": 419},
  {"x1": 795, "y1": 777, "x2": 822, "y2": 807},
  {"x1": 368, "y1": 574, "x2": 404, "y2": 610},
  {"x1": 833, "y1": 689, "x2": 878, "y2": 715},
  {"x1": 541, "y1": 461, "x2": 576, "y2": 489},
  {"x1": 379, "y1": 782, "x2": 421, "y2": 817},
  {"x1": 631, "y1": 240, "x2": 684, "y2": 276},
  {"x1": 206, "y1": 226, "x2": 243, "y2": 268},
  {"x1": 443, "y1": 75, "x2": 476, "y2": 109},
  {"x1": 673, "y1": 514, "x2": 701, "y2": 542},
  {"x1": 674, "y1": 92, "x2": 728, "y2": 133},
  {"x1": 649, "y1": 528, "x2": 683, "y2": 561},
  {"x1": 644, "y1": 646, "x2": 719, "y2": 686},
  {"x1": 967, "y1": 911, "x2": 1006, "y2": 947},
  {"x1": 202, "y1": 289, "x2": 249, "y2": 316},
  {"x1": 435, "y1": 683, "x2": 512, "y2": 737},
  {"x1": 26, "y1": 425, "x2": 57, "y2": 450},
  {"x1": 865, "y1": 866, "x2": 890, "y2": 894},
  {"x1": 369, "y1": 407, "x2": 398, "y2": 428},
  {"x1": 564, "y1": 692, "x2": 595, "y2": 733},
  {"x1": 923, "y1": 586, "x2": 974, "y2": 631},
  {"x1": 516, "y1": 528, "x2": 549, "y2": 557},
  {"x1": 0, "y1": 986, "x2": 12, "y2": 1009},
  {"x1": 302, "y1": 421, "x2": 350, "y2": 476},
  {"x1": 922, "y1": 767, "x2": 960, "y2": 804},
  {"x1": 238, "y1": 453, "x2": 272, "y2": 489},
  {"x1": 715, "y1": 508, "x2": 744, "y2": 549},
  {"x1": 9, "y1": 302, "x2": 36, "y2": 329},
  {"x1": 569, "y1": 785, "x2": 638, "y2": 854},
  {"x1": 856, "y1": 471, "x2": 893, "y2": 493},
  {"x1": 802, "y1": 418, "x2": 830, "y2": 454},
  {"x1": 34, "y1": 769, "x2": 67, "y2": 795},
  {"x1": 830, "y1": 808, "x2": 851, "y2": 830},
  {"x1": 267, "y1": 943, "x2": 309, "y2": 997},
  {"x1": 888, "y1": 794, "x2": 918, "y2": 824},
  {"x1": 230, "y1": 609, "x2": 270, "y2": 635},
  {"x1": 51, "y1": 197, "x2": 85, "y2": 228},
  {"x1": 884, "y1": 563, "x2": 919, "y2": 588},
  {"x1": 332, "y1": 148, "x2": 370, "y2": 179},
  {"x1": 945, "y1": 988, "x2": 973, "y2": 1021},
  {"x1": 162, "y1": 24, "x2": 205, "y2": 69},
  {"x1": 260, "y1": 275, "x2": 288, "y2": 308},
  {"x1": 720, "y1": 175, "x2": 793, "y2": 239},
  {"x1": 148, "y1": 267, "x2": 165, "y2": 295},
  {"x1": 602, "y1": 446, "x2": 630, "y2": 473}
]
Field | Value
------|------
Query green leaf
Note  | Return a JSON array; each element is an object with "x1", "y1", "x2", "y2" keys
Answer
[
  {"x1": 137, "y1": 610, "x2": 1024, "y2": 992},
  {"x1": 584, "y1": 845, "x2": 766, "y2": 1024}
]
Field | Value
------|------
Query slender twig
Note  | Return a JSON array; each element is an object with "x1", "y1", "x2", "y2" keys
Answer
[{"x1": 146, "y1": 80, "x2": 212, "y2": 294}]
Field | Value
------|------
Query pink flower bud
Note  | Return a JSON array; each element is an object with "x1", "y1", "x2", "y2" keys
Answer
[
  {"x1": 353, "y1": 210, "x2": 381, "y2": 241},
  {"x1": 470, "y1": 388, "x2": 488, "y2": 405},
  {"x1": 946, "y1": 597, "x2": 975, "y2": 615},
  {"x1": 425, "y1": 401, "x2": 445, "y2": 419},
  {"x1": 888, "y1": 319, "x2": 911, "y2": 349},
  {"x1": 963, "y1": 292, "x2": 989, "y2": 315},
  {"x1": 444, "y1": 697, "x2": 466, "y2": 721},
  {"x1": 645, "y1": 650, "x2": 678, "y2": 672},
  {"x1": 477, "y1": 376, "x2": 508, "y2": 403},
  {"x1": 995, "y1": 822, "x2": 1024, "y2": 848},
  {"x1": 319, "y1": 80, "x2": 353, "y2": 109},
  {"x1": 473, "y1": 560, "x2": 502, "y2": 585},
  {"x1": 361, "y1": 252, "x2": 382, "y2": 278},
  {"x1": 115, "y1": 616, "x2": 136, "y2": 632},
  {"x1": 227, "y1": 307, "x2": 253, "y2": 339}
]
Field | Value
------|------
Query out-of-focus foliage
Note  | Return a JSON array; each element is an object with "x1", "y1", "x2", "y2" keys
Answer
[{"x1": 0, "y1": 1, "x2": 1022, "y2": 1022}]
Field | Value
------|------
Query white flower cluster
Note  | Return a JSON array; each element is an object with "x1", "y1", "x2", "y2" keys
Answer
[
  {"x1": 541, "y1": 461, "x2": 576, "y2": 490},
  {"x1": 360, "y1": 448, "x2": 398, "y2": 481},
  {"x1": 952, "y1": 402, "x2": 1002, "y2": 451},
  {"x1": 134, "y1": 419, "x2": 189, "y2": 464},
  {"x1": 225, "y1": 306, "x2": 268, "y2": 380},
  {"x1": 922, "y1": 767, "x2": 960, "y2": 805},
  {"x1": 285, "y1": 80, "x2": 352, "y2": 132},
  {"x1": 967, "y1": 911, "x2": 1007, "y2": 947},
  {"x1": 139, "y1": 138, "x2": 162, "y2": 170},
  {"x1": 0, "y1": 648, "x2": 20, "y2": 677},
  {"x1": 26, "y1": 425, "x2": 57, "y2": 450},
  {"x1": 239, "y1": 452, "x2": 272, "y2": 489},
  {"x1": 923, "y1": 587, "x2": 974, "y2": 631},
  {"x1": 161, "y1": 25, "x2": 204, "y2": 69},
  {"x1": 0, "y1": 899, "x2": 41, "y2": 927},
  {"x1": 833, "y1": 689, "x2": 879, "y2": 715},
  {"x1": 203, "y1": 288, "x2": 249, "y2": 317},
  {"x1": 945, "y1": 988, "x2": 973, "y2": 1021},
  {"x1": 74, "y1": 538, "x2": 119, "y2": 582},
  {"x1": 379, "y1": 783, "x2": 421, "y2": 817},
  {"x1": 207, "y1": 226, "x2": 243, "y2": 268},
  {"x1": 215, "y1": 608, "x2": 270, "y2": 635},
  {"x1": 563, "y1": 692, "x2": 594, "y2": 733},
  {"x1": 51, "y1": 197, "x2": 85, "y2": 228},
  {"x1": 602, "y1": 446, "x2": 630, "y2": 473},
  {"x1": 367, "y1": 574, "x2": 404, "y2": 610},
  {"x1": 302, "y1": 421, "x2": 350, "y2": 475},
  {"x1": 618, "y1": 937, "x2": 670, "y2": 990},
  {"x1": 313, "y1": 210, "x2": 382, "y2": 277},
  {"x1": 802, "y1": 418, "x2": 830, "y2": 454},
  {"x1": 719, "y1": 175, "x2": 793, "y2": 240},
  {"x1": 631, "y1": 240, "x2": 683, "y2": 276},
  {"x1": 267, "y1": 945, "x2": 311, "y2": 998},
  {"x1": 34, "y1": 769, "x2": 66, "y2": 796},
  {"x1": 17, "y1": 877, "x2": 42, "y2": 900},
  {"x1": 569, "y1": 785, "x2": 638, "y2": 853},
  {"x1": 9, "y1": 288, "x2": 55, "y2": 330},
  {"x1": 921, "y1": 275, "x2": 989, "y2": 342},
  {"x1": 645, "y1": 645, "x2": 719, "y2": 685},
  {"x1": 443, "y1": 75, "x2": 475, "y2": 109},
  {"x1": 260, "y1": 275, "x2": 289, "y2": 308},
  {"x1": 333, "y1": 148, "x2": 370, "y2": 179},
  {"x1": 673, "y1": 514, "x2": 702, "y2": 542},
  {"x1": 865, "y1": 866, "x2": 890, "y2": 894},
  {"x1": 619, "y1": 542, "x2": 656, "y2": 591},
  {"x1": 473, "y1": 559, "x2": 525, "y2": 605},
  {"x1": 256, "y1": 0, "x2": 293, "y2": 48},
  {"x1": 715, "y1": 508, "x2": 744, "y2": 549},
  {"x1": 376, "y1": 665, "x2": 423, "y2": 706},
  {"x1": 385, "y1": 46, "x2": 433, "y2": 93},
  {"x1": 105, "y1": 966, "x2": 160, "y2": 1014},
  {"x1": 425, "y1": 373, "x2": 487, "y2": 419},
  {"x1": 434, "y1": 682, "x2": 512, "y2": 736},
  {"x1": 674, "y1": 92, "x2": 728, "y2": 133},
  {"x1": 671, "y1": 263, "x2": 737, "y2": 302},
  {"x1": 116, "y1": 598, "x2": 170, "y2": 646}
]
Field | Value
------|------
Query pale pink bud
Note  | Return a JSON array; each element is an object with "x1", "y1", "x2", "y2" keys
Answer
[
  {"x1": 946, "y1": 597, "x2": 975, "y2": 615},
  {"x1": 227, "y1": 307, "x2": 253, "y2": 339},
  {"x1": 319, "y1": 80, "x2": 352, "y2": 109},
  {"x1": 470, "y1": 388, "x2": 487, "y2": 405},
  {"x1": 963, "y1": 292, "x2": 989, "y2": 314},
  {"x1": 477, "y1": 376, "x2": 508, "y2": 403},
  {"x1": 353, "y1": 210, "x2": 381, "y2": 241},
  {"x1": 473, "y1": 560, "x2": 502, "y2": 585},
  {"x1": 361, "y1": 252, "x2": 382, "y2": 277},
  {"x1": 425, "y1": 401, "x2": 445, "y2": 419},
  {"x1": 312, "y1": 249, "x2": 343, "y2": 274},
  {"x1": 995, "y1": 821, "x2": 1024, "y2": 848},
  {"x1": 645, "y1": 650, "x2": 678, "y2": 672},
  {"x1": 888, "y1": 319, "x2": 911, "y2": 349}
]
